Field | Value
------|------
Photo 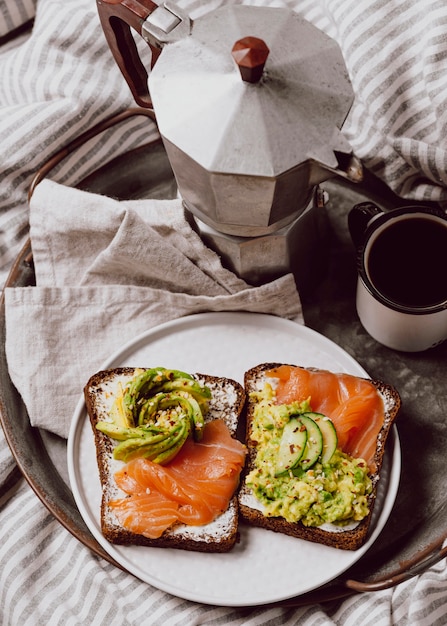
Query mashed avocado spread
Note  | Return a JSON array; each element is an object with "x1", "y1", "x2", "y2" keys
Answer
[{"x1": 246, "y1": 383, "x2": 372, "y2": 527}]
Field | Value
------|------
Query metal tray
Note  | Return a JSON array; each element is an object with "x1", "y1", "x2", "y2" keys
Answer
[{"x1": 1, "y1": 109, "x2": 447, "y2": 608}]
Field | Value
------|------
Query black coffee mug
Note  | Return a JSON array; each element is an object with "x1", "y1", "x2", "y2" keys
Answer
[{"x1": 348, "y1": 202, "x2": 447, "y2": 351}]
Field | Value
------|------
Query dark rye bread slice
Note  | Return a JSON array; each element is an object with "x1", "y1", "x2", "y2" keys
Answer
[
  {"x1": 84, "y1": 367, "x2": 246, "y2": 553},
  {"x1": 238, "y1": 363, "x2": 401, "y2": 551}
]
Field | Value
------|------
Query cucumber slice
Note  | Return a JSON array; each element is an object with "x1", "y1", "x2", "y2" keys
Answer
[
  {"x1": 299, "y1": 414, "x2": 323, "y2": 470},
  {"x1": 275, "y1": 417, "x2": 307, "y2": 476},
  {"x1": 302, "y1": 412, "x2": 338, "y2": 464}
]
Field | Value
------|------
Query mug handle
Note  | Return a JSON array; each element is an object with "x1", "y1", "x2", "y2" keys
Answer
[
  {"x1": 96, "y1": 0, "x2": 161, "y2": 108},
  {"x1": 348, "y1": 202, "x2": 383, "y2": 249}
]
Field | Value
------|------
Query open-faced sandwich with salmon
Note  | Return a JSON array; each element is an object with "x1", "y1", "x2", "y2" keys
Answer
[
  {"x1": 84, "y1": 367, "x2": 246, "y2": 553},
  {"x1": 238, "y1": 363, "x2": 401, "y2": 550}
]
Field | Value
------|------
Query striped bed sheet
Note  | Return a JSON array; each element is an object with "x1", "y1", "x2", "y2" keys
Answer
[{"x1": 1, "y1": 1, "x2": 447, "y2": 624}]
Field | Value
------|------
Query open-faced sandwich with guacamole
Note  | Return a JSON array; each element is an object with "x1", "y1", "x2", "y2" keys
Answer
[
  {"x1": 84, "y1": 367, "x2": 247, "y2": 553},
  {"x1": 238, "y1": 363, "x2": 401, "y2": 550},
  {"x1": 85, "y1": 362, "x2": 400, "y2": 553}
]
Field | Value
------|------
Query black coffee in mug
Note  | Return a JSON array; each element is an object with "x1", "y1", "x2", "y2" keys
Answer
[
  {"x1": 349, "y1": 202, "x2": 447, "y2": 351},
  {"x1": 366, "y1": 215, "x2": 447, "y2": 309}
]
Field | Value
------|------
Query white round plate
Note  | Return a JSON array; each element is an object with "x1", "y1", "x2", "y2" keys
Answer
[{"x1": 67, "y1": 312, "x2": 401, "y2": 607}]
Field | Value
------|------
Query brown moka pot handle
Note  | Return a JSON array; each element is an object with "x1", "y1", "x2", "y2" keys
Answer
[{"x1": 96, "y1": 0, "x2": 161, "y2": 108}]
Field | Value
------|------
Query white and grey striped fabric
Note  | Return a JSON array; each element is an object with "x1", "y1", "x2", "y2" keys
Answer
[
  {"x1": 1, "y1": 0, "x2": 447, "y2": 624},
  {"x1": 0, "y1": 0, "x2": 36, "y2": 38}
]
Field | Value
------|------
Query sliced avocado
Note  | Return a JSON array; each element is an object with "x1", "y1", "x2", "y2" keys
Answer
[
  {"x1": 298, "y1": 414, "x2": 323, "y2": 470},
  {"x1": 109, "y1": 389, "x2": 134, "y2": 428},
  {"x1": 177, "y1": 394, "x2": 205, "y2": 441},
  {"x1": 113, "y1": 435, "x2": 166, "y2": 463},
  {"x1": 123, "y1": 367, "x2": 210, "y2": 419},
  {"x1": 304, "y1": 412, "x2": 338, "y2": 464},
  {"x1": 126, "y1": 367, "x2": 193, "y2": 399},
  {"x1": 137, "y1": 391, "x2": 205, "y2": 441},
  {"x1": 123, "y1": 367, "x2": 161, "y2": 407},
  {"x1": 95, "y1": 422, "x2": 146, "y2": 441},
  {"x1": 113, "y1": 419, "x2": 190, "y2": 463},
  {"x1": 121, "y1": 367, "x2": 169, "y2": 420},
  {"x1": 103, "y1": 367, "x2": 212, "y2": 464},
  {"x1": 275, "y1": 416, "x2": 308, "y2": 476},
  {"x1": 137, "y1": 393, "x2": 165, "y2": 426},
  {"x1": 161, "y1": 378, "x2": 212, "y2": 410},
  {"x1": 150, "y1": 420, "x2": 192, "y2": 464},
  {"x1": 166, "y1": 393, "x2": 206, "y2": 441}
]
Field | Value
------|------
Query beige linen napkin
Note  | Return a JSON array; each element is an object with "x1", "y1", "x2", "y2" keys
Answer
[{"x1": 5, "y1": 180, "x2": 303, "y2": 438}]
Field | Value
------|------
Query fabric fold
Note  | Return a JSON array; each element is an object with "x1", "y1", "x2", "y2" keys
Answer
[{"x1": 5, "y1": 180, "x2": 303, "y2": 438}]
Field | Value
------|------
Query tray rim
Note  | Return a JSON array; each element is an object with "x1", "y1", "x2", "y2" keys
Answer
[
  {"x1": 3, "y1": 234, "x2": 447, "y2": 605},
  {"x1": 2, "y1": 120, "x2": 447, "y2": 606}
]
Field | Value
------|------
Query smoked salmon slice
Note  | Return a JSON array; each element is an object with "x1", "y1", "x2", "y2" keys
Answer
[
  {"x1": 110, "y1": 419, "x2": 246, "y2": 539},
  {"x1": 267, "y1": 365, "x2": 384, "y2": 471}
]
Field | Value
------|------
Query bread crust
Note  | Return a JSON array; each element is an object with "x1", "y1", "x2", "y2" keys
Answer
[
  {"x1": 238, "y1": 363, "x2": 401, "y2": 551},
  {"x1": 84, "y1": 367, "x2": 246, "y2": 553}
]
